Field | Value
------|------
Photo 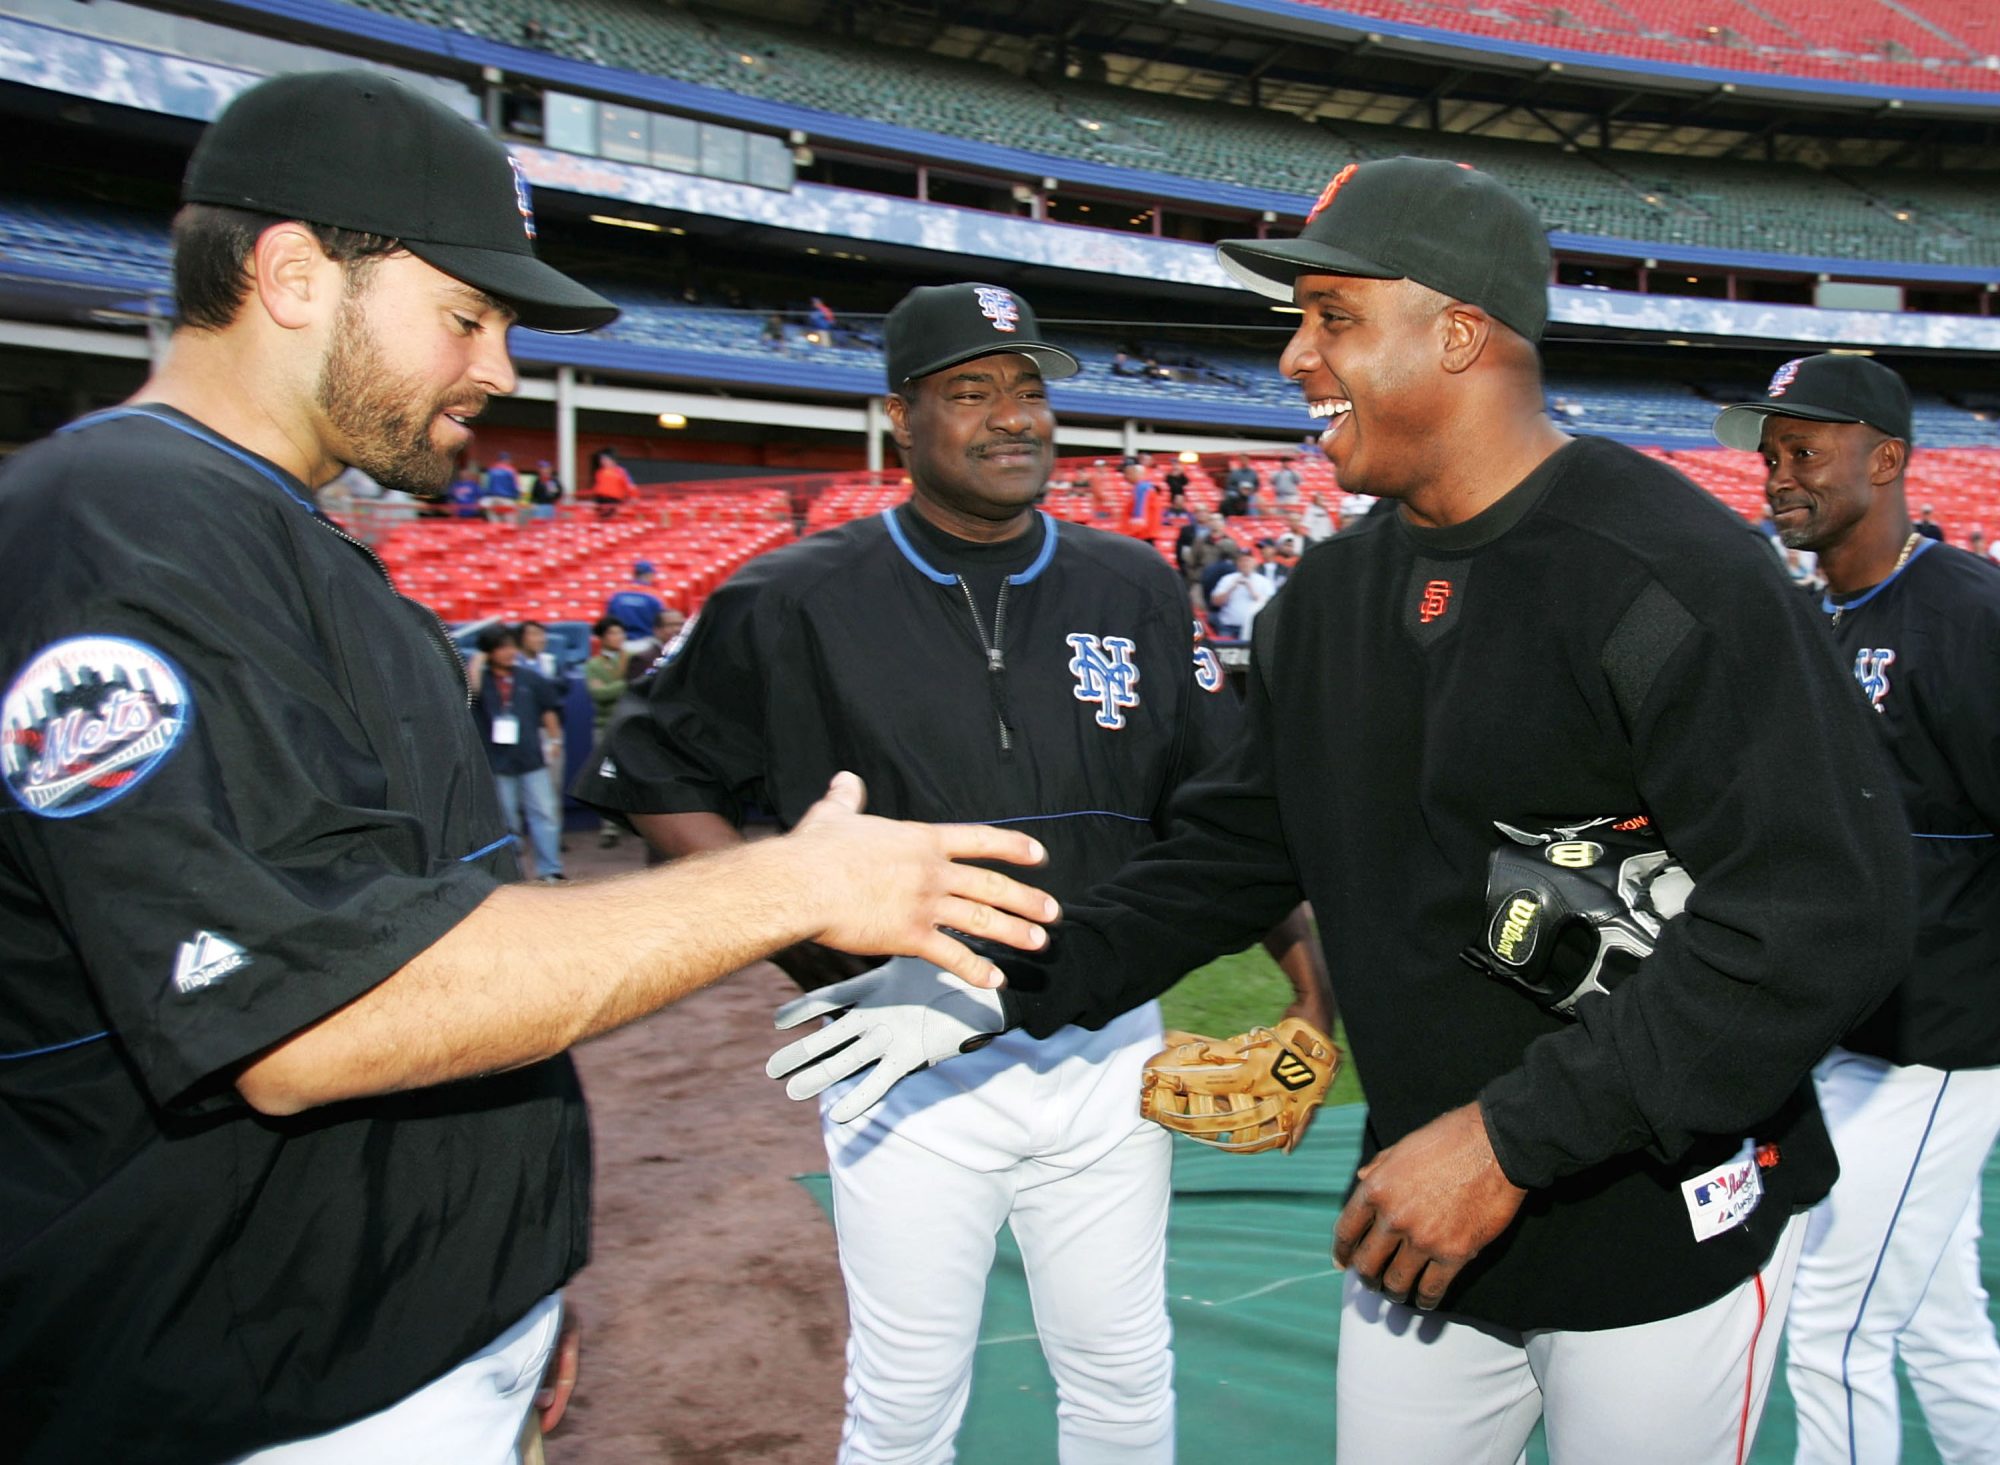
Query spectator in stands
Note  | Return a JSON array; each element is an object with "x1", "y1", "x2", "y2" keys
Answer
[
  {"x1": 761, "y1": 312, "x2": 787, "y2": 350},
  {"x1": 1270, "y1": 455, "x2": 1303, "y2": 505},
  {"x1": 1969, "y1": 528, "x2": 1997, "y2": 565},
  {"x1": 1123, "y1": 460, "x2": 1163, "y2": 540},
  {"x1": 1110, "y1": 350, "x2": 1147, "y2": 379},
  {"x1": 1264, "y1": 533, "x2": 1302, "y2": 584},
  {"x1": 1164, "y1": 461, "x2": 1190, "y2": 498},
  {"x1": 586, "y1": 617, "x2": 630, "y2": 846},
  {"x1": 1220, "y1": 457, "x2": 1260, "y2": 516},
  {"x1": 1208, "y1": 547, "x2": 1273, "y2": 640},
  {"x1": 446, "y1": 462, "x2": 484, "y2": 518},
  {"x1": 627, "y1": 607, "x2": 688, "y2": 687},
  {"x1": 1176, "y1": 509, "x2": 1220, "y2": 582},
  {"x1": 518, "y1": 618, "x2": 561, "y2": 680},
  {"x1": 809, "y1": 296, "x2": 837, "y2": 333},
  {"x1": 1198, "y1": 535, "x2": 1241, "y2": 611},
  {"x1": 530, "y1": 459, "x2": 562, "y2": 520},
  {"x1": 1914, "y1": 503, "x2": 1945, "y2": 541},
  {"x1": 1301, "y1": 494, "x2": 1337, "y2": 543},
  {"x1": 1162, "y1": 487, "x2": 1192, "y2": 528},
  {"x1": 604, "y1": 562, "x2": 666, "y2": 652},
  {"x1": 482, "y1": 452, "x2": 521, "y2": 522},
  {"x1": 589, "y1": 447, "x2": 635, "y2": 517},
  {"x1": 469, "y1": 626, "x2": 567, "y2": 883}
]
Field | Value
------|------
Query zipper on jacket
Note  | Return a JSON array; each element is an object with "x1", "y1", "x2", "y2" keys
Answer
[
  {"x1": 956, "y1": 576, "x2": 1015, "y2": 752},
  {"x1": 313, "y1": 514, "x2": 474, "y2": 707}
]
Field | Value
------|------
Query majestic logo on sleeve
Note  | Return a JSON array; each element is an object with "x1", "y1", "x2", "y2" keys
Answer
[
  {"x1": 1766, "y1": 358, "x2": 1804, "y2": 397},
  {"x1": 974, "y1": 286, "x2": 1021, "y2": 333},
  {"x1": 1853, "y1": 647, "x2": 1896, "y2": 710},
  {"x1": 172, "y1": 930, "x2": 248, "y2": 994},
  {"x1": 3, "y1": 637, "x2": 192, "y2": 818},
  {"x1": 1066, "y1": 633, "x2": 1141, "y2": 729}
]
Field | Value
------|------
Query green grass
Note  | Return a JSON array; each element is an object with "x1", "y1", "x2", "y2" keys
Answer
[{"x1": 1159, "y1": 945, "x2": 1365, "y2": 1107}]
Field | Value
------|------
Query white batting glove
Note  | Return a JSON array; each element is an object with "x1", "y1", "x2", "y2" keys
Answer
[{"x1": 766, "y1": 956, "x2": 1007, "y2": 1123}]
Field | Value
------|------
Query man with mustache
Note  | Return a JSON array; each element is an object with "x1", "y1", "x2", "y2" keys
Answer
[
  {"x1": 776, "y1": 163, "x2": 1915, "y2": 1463},
  {"x1": 1715, "y1": 354, "x2": 2000, "y2": 1464},
  {"x1": 0, "y1": 74, "x2": 1057, "y2": 1465},
  {"x1": 577, "y1": 281, "x2": 1330, "y2": 1463}
]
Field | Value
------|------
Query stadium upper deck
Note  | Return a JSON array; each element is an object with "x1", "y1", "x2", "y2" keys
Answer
[
  {"x1": 322, "y1": 0, "x2": 2000, "y2": 268},
  {"x1": 1280, "y1": 0, "x2": 1999, "y2": 93}
]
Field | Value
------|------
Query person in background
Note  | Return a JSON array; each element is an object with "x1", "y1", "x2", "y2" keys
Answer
[
  {"x1": 603, "y1": 561, "x2": 666, "y2": 656},
  {"x1": 1914, "y1": 502, "x2": 1945, "y2": 541},
  {"x1": 1164, "y1": 460, "x2": 1190, "y2": 499},
  {"x1": 518, "y1": 619, "x2": 561, "y2": 681},
  {"x1": 627, "y1": 606, "x2": 687, "y2": 686},
  {"x1": 589, "y1": 448, "x2": 635, "y2": 517},
  {"x1": 446, "y1": 461, "x2": 483, "y2": 518},
  {"x1": 530, "y1": 459, "x2": 562, "y2": 521},
  {"x1": 1300, "y1": 493, "x2": 1337, "y2": 543},
  {"x1": 1207, "y1": 546, "x2": 1273, "y2": 640},
  {"x1": 482, "y1": 451, "x2": 522, "y2": 522},
  {"x1": 585, "y1": 617, "x2": 631, "y2": 847},
  {"x1": 1270, "y1": 455, "x2": 1302, "y2": 505},
  {"x1": 470, "y1": 626, "x2": 567, "y2": 883},
  {"x1": 1123, "y1": 459, "x2": 1164, "y2": 540},
  {"x1": 1220, "y1": 456, "x2": 1259, "y2": 516}
]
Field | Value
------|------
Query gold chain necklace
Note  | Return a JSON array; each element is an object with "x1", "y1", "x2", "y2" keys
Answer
[{"x1": 1830, "y1": 531, "x2": 1920, "y2": 627}]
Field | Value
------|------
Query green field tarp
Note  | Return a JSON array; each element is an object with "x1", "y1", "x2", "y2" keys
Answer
[{"x1": 800, "y1": 1102, "x2": 2000, "y2": 1461}]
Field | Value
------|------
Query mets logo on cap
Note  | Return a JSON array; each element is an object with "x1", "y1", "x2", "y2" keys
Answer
[
  {"x1": 2, "y1": 636, "x2": 193, "y2": 818},
  {"x1": 508, "y1": 156, "x2": 537, "y2": 240},
  {"x1": 974, "y1": 286, "x2": 1020, "y2": 333},
  {"x1": 1767, "y1": 358, "x2": 1804, "y2": 397}
]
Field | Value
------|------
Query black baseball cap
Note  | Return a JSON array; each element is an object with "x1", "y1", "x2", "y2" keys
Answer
[
  {"x1": 884, "y1": 283, "x2": 1079, "y2": 391},
  {"x1": 183, "y1": 70, "x2": 618, "y2": 334},
  {"x1": 1712, "y1": 354, "x2": 1914, "y2": 450},
  {"x1": 1216, "y1": 156, "x2": 1551, "y2": 342}
]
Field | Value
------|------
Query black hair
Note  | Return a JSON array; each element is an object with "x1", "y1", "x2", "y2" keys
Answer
[
  {"x1": 474, "y1": 625, "x2": 519, "y2": 654},
  {"x1": 170, "y1": 203, "x2": 403, "y2": 331},
  {"x1": 517, "y1": 619, "x2": 546, "y2": 635},
  {"x1": 592, "y1": 616, "x2": 622, "y2": 638}
]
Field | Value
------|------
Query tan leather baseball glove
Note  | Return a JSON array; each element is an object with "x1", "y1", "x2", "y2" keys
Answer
[{"x1": 1138, "y1": 1017, "x2": 1339, "y2": 1154}]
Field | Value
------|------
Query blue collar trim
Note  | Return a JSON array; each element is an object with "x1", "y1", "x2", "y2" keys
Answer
[
  {"x1": 60, "y1": 406, "x2": 319, "y2": 514},
  {"x1": 1822, "y1": 535, "x2": 1935, "y2": 619},
  {"x1": 880, "y1": 507, "x2": 1059, "y2": 586}
]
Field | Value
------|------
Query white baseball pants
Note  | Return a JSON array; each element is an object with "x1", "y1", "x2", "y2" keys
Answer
[
  {"x1": 1787, "y1": 1049, "x2": 2000, "y2": 1465},
  {"x1": 1334, "y1": 1213, "x2": 1805, "y2": 1464},
  {"x1": 821, "y1": 1003, "x2": 1175, "y2": 1465}
]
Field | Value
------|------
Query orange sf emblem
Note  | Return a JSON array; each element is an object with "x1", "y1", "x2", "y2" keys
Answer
[
  {"x1": 1307, "y1": 164, "x2": 1359, "y2": 223},
  {"x1": 1418, "y1": 580, "x2": 1453, "y2": 623}
]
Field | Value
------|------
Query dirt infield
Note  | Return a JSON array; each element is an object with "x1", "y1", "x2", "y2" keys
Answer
[{"x1": 545, "y1": 840, "x2": 845, "y2": 1464}]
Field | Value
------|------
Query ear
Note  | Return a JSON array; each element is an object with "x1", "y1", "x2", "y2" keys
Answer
[
  {"x1": 1437, "y1": 304, "x2": 1492, "y2": 376},
  {"x1": 1869, "y1": 435, "x2": 1908, "y2": 486},
  {"x1": 249, "y1": 222, "x2": 337, "y2": 332},
  {"x1": 885, "y1": 391, "x2": 914, "y2": 451}
]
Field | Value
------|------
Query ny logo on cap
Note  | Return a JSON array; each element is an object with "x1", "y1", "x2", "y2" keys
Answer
[
  {"x1": 1307, "y1": 164, "x2": 1359, "y2": 224},
  {"x1": 1767, "y1": 358, "x2": 1804, "y2": 398},
  {"x1": 974, "y1": 286, "x2": 1019, "y2": 332},
  {"x1": 508, "y1": 156, "x2": 537, "y2": 241}
]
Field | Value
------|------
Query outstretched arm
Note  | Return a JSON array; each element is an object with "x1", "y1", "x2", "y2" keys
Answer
[{"x1": 237, "y1": 774, "x2": 1056, "y2": 1115}]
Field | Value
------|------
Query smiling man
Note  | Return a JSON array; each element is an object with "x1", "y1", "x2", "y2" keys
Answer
[
  {"x1": 773, "y1": 161, "x2": 1918, "y2": 1463},
  {"x1": 1716, "y1": 355, "x2": 2000, "y2": 1465},
  {"x1": 0, "y1": 77, "x2": 1060, "y2": 1464},
  {"x1": 577, "y1": 280, "x2": 1330, "y2": 1463}
]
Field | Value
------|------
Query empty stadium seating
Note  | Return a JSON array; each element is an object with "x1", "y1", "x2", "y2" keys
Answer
[
  {"x1": 349, "y1": 446, "x2": 1994, "y2": 630},
  {"x1": 333, "y1": 0, "x2": 2000, "y2": 264},
  {"x1": 1290, "y1": 0, "x2": 2000, "y2": 93}
]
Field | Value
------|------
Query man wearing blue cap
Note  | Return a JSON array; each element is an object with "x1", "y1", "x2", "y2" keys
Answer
[
  {"x1": 777, "y1": 159, "x2": 1914, "y2": 1462},
  {"x1": 1716, "y1": 354, "x2": 2000, "y2": 1465},
  {"x1": 0, "y1": 71, "x2": 1057, "y2": 1464},
  {"x1": 605, "y1": 559, "x2": 668, "y2": 654}
]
